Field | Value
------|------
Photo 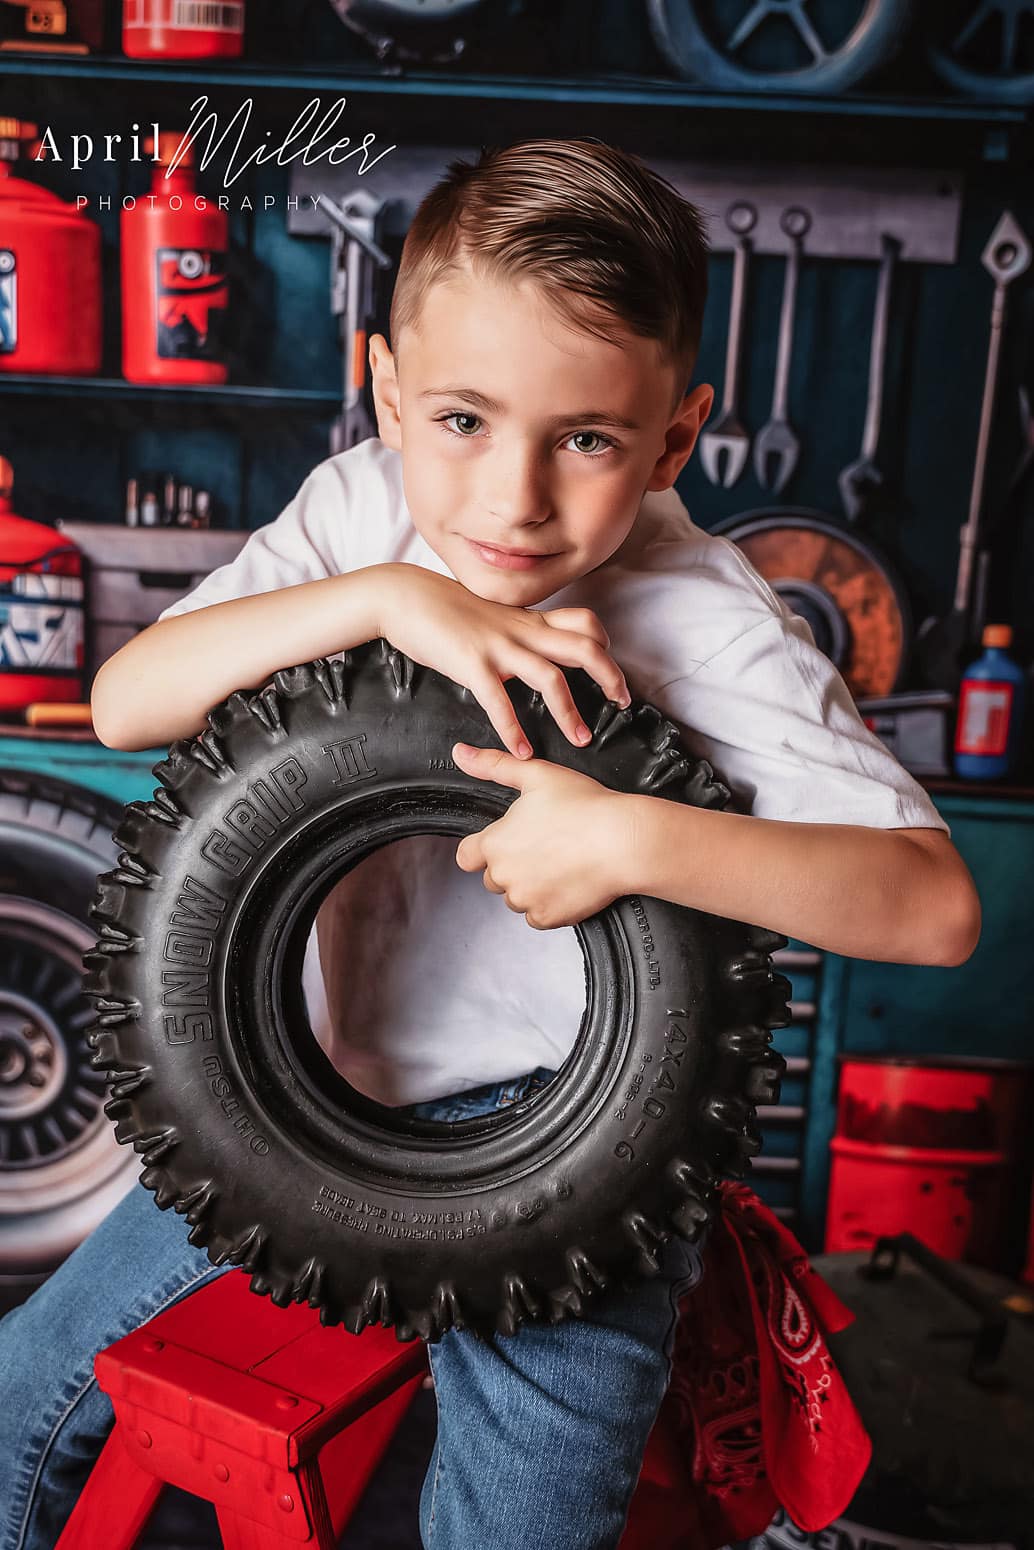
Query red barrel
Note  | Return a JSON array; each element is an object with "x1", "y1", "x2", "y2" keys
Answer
[
  {"x1": 825, "y1": 1054, "x2": 1034, "y2": 1273},
  {"x1": 121, "y1": 132, "x2": 229, "y2": 385},
  {"x1": 0, "y1": 457, "x2": 85, "y2": 714},
  {"x1": 0, "y1": 118, "x2": 102, "y2": 376},
  {"x1": 123, "y1": 0, "x2": 245, "y2": 59}
]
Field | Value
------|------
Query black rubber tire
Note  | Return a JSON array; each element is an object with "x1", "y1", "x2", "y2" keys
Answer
[
  {"x1": 83, "y1": 639, "x2": 790, "y2": 1343},
  {"x1": 0, "y1": 769, "x2": 138, "y2": 1312},
  {"x1": 647, "y1": 0, "x2": 913, "y2": 95}
]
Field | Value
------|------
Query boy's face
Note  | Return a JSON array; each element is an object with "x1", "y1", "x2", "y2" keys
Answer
[{"x1": 369, "y1": 263, "x2": 712, "y2": 606}]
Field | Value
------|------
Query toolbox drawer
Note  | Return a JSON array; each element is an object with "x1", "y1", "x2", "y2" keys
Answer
[{"x1": 55, "y1": 522, "x2": 248, "y2": 679}]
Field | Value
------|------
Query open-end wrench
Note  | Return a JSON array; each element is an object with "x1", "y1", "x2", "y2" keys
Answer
[
  {"x1": 838, "y1": 233, "x2": 900, "y2": 521},
  {"x1": 915, "y1": 210, "x2": 1032, "y2": 686},
  {"x1": 700, "y1": 201, "x2": 757, "y2": 488},
  {"x1": 754, "y1": 205, "x2": 811, "y2": 494}
]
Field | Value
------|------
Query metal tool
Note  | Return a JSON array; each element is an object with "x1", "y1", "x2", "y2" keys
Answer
[
  {"x1": 754, "y1": 206, "x2": 810, "y2": 494},
  {"x1": 838, "y1": 233, "x2": 899, "y2": 521},
  {"x1": 915, "y1": 211, "x2": 1033, "y2": 691},
  {"x1": 700, "y1": 201, "x2": 757, "y2": 489},
  {"x1": 965, "y1": 383, "x2": 1034, "y2": 651},
  {"x1": 321, "y1": 192, "x2": 395, "y2": 456}
]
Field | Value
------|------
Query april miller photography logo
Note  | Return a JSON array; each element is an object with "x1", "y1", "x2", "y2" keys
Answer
[{"x1": 35, "y1": 95, "x2": 396, "y2": 212}]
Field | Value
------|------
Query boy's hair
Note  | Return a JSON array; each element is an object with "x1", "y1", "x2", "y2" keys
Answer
[{"x1": 389, "y1": 137, "x2": 709, "y2": 411}]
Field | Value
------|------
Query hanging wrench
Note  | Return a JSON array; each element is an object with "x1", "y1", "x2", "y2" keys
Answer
[
  {"x1": 700, "y1": 201, "x2": 757, "y2": 488},
  {"x1": 838, "y1": 233, "x2": 900, "y2": 522},
  {"x1": 754, "y1": 205, "x2": 811, "y2": 494},
  {"x1": 915, "y1": 210, "x2": 1032, "y2": 686}
]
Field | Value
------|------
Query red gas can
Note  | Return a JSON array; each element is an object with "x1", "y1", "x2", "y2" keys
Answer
[
  {"x1": 123, "y1": 0, "x2": 245, "y2": 59},
  {"x1": 0, "y1": 118, "x2": 103, "y2": 376},
  {"x1": 121, "y1": 132, "x2": 229, "y2": 385},
  {"x1": 825, "y1": 1054, "x2": 1034, "y2": 1274},
  {"x1": 0, "y1": 458, "x2": 85, "y2": 714}
]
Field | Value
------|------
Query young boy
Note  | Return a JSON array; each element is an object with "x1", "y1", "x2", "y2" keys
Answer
[{"x1": 0, "y1": 138, "x2": 979, "y2": 1550}]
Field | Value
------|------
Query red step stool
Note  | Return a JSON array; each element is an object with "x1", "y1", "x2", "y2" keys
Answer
[
  {"x1": 55, "y1": 1270, "x2": 428, "y2": 1549},
  {"x1": 54, "y1": 1268, "x2": 692, "y2": 1549}
]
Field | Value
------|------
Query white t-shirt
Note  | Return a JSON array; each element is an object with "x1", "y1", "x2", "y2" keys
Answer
[{"x1": 158, "y1": 436, "x2": 948, "y2": 1105}]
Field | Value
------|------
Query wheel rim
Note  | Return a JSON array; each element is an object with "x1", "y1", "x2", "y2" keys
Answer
[{"x1": 0, "y1": 899, "x2": 106, "y2": 1172}]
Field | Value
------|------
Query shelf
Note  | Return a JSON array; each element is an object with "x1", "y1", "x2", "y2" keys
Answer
[
  {"x1": 920, "y1": 775, "x2": 1034, "y2": 800},
  {"x1": 0, "y1": 52, "x2": 1027, "y2": 127},
  {"x1": 0, "y1": 375, "x2": 339, "y2": 411}
]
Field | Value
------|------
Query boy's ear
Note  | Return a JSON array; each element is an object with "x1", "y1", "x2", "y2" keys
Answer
[
  {"x1": 646, "y1": 383, "x2": 714, "y2": 491},
  {"x1": 369, "y1": 333, "x2": 402, "y2": 450}
]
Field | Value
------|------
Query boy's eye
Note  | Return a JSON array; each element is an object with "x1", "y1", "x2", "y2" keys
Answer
[
  {"x1": 436, "y1": 413, "x2": 614, "y2": 456},
  {"x1": 443, "y1": 412, "x2": 481, "y2": 436},
  {"x1": 567, "y1": 431, "x2": 612, "y2": 456}
]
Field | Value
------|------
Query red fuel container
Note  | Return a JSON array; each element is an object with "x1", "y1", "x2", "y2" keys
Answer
[
  {"x1": 121, "y1": 132, "x2": 229, "y2": 385},
  {"x1": 0, "y1": 458, "x2": 85, "y2": 714},
  {"x1": 0, "y1": 119, "x2": 102, "y2": 376},
  {"x1": 123, "y1": 0, "x2": 245, "y2": 60},
  {"x1": 825, "y1": 1054, "x2": 1034, "y2": 1274}
]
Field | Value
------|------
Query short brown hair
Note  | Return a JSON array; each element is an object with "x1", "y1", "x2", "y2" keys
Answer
[{"x1": 389, "y1": 137, "x2": 709, "y2": 409}]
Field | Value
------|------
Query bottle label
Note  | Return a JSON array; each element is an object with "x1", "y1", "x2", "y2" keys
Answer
[
  {"x1": 955, "y1": 678, "x2": 1014, "y2": 757},
  {"x1": 171, "y1": 0, "x2": 244, "y2": 30},
  {"x1": 125, "y1": 1, "x2": 244, "y2": 34},
  {"x1": 0, "y1": 250, "x2": 17, "y2": 354},
  {"x1": 155, "y1": 247, "x2": 228, "y2": 361}
]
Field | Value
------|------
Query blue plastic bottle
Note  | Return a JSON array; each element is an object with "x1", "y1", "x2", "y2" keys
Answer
[{"x1": 953, "y1": 624, "x2": 1026, "y2": 780}]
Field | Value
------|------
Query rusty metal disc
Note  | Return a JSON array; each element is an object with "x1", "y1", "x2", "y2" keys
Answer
[{"x1": 711, "y1": 509, "x2": 911, "y2": 699}]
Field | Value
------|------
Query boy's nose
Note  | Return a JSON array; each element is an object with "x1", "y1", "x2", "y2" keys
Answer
[{"x1": 482, "y1": 452, "x2": 552, "y2": 527}]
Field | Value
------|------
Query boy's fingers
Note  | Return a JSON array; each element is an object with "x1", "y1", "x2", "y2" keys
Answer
[
  {"x1": 537, "y1": 605, "x2": 610, "y2": 649},
  {"x1": 509, "y1": 651, "x2": 592, "y2": 748},
  {"x1": 520, "y1": 627, "x2": 631, "y2": 710},
  {"x1": 452, "y1": 742, "x2": 535, "y2": 792},
  {"x1": 469, "y1": 671, "x2": 533, "y2": 758}
]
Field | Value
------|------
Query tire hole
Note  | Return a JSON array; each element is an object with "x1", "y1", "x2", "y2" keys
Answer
[{"x1": 296, "y1": 834, "x2": 582, "y2": 1120}]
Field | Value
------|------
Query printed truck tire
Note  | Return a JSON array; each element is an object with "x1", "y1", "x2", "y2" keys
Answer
[
  {"x1": 0, "y1": 769, "x2": 138, "y2": 1307},
  {"x1": 83, "y1": 638, "x2": 790, "y2": 1341}
]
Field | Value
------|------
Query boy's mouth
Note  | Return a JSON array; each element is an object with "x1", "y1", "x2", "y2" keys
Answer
[{"x1": 465, "y1": 537, "x2": 556, "y2": 571}]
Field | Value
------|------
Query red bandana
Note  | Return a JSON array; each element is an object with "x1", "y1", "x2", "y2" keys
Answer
[{"x1": 622, "y1": 1182, "x2": 872, "y2": 1549}]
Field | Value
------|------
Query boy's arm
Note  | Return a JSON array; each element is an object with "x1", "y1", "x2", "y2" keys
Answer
[
  {"x1": 450, "y1": 745, "x2": 981, "y2": 969},
  {"x1": 91, "y1": 569, "x2": 383, "y2": 751},
  {"x1": 621, "y1": 795, "x2": 980, "y2": 967}
]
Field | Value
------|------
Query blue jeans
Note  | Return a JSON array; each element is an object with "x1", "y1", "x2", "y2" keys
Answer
[{"x1": 0, "y1": 1068, "x2": 706, "y2": 1550}]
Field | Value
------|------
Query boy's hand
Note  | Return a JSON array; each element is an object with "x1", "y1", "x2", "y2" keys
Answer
[
  {"x1": 452, "y1": 742, "x2": 634, "y2": 928},
  {"x1": 373, "y1": 564, "x2": 631, "y2": 759}
]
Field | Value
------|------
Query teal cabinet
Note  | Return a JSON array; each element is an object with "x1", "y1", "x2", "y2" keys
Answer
[{"x1": 840, "y1": 793, "x2": 1034, "y2": 1060}]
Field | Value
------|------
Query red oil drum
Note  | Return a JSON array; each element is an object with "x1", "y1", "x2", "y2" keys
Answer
[
  {"x1": 123, "y1": 0, "x2": 245, "y2": 60},
  {"x1": 0, "y1": 119, "x2": 103, "y2": 377},
  {"x1": 825, "y1": 1054, "x2": 1034, "y2": 1273},
  {"x1": 0, "y1": 458, "x2": 85, "y2": 714},
  {"x1": 121, "y1": 132, "x2": 229, "y2": 385}
]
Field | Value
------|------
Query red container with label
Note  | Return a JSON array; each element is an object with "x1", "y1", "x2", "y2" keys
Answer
[
  {"x1": 0, "y1": 458, "x2": 85, "y2": 714},
  {"x1": 121, "y1": 132, "x2": 229, "y2": 385},
  {"x1": 825, "y1": 1054, "x2": 1034, "y2": 1273},
  {"x1": 123, "y1": 0, "x2": 245, "y2": 60},
  {"x1": 0, "y1": 118, "x2": 102, "y2": 377}
]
